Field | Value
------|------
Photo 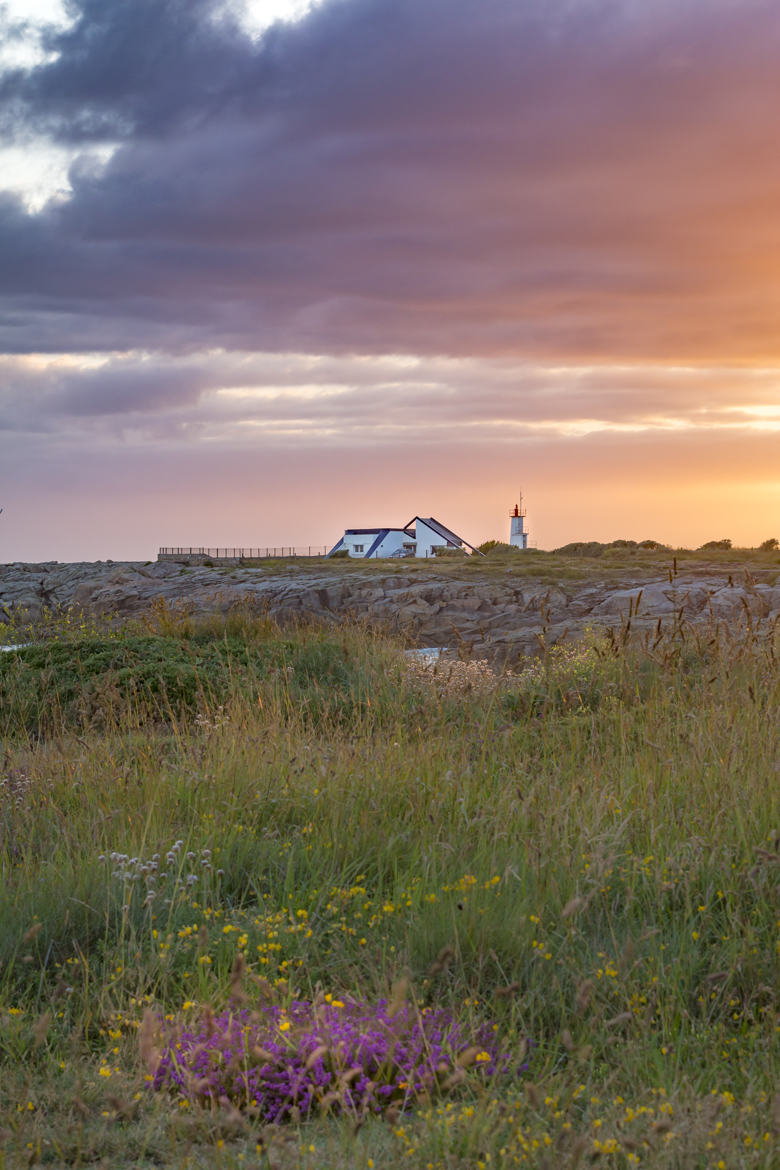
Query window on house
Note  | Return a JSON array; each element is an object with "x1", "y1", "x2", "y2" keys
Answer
[{"x1": 353, "y1": 544, "x2": 364, "y2": 552}]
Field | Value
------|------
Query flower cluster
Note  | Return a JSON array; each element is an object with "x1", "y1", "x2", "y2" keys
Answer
[
  {"x1": 0, "y1": 769, "x2": 36, "y2": 809},
  {"x1": 98, "y1": 840, "x2": 222, "y2": 907},
  {"x1": 406, "y1": 656, "x2": 500, "y2": 698},
  {"x1": 194, "y1": 705, "x2": 230, "y2": 732},
  {"x1": 152, "y1": 996, "x2": 527, "y2": 1122}
]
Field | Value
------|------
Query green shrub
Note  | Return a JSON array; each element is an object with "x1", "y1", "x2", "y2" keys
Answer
[
  {"x1": 0, "y1": 623, "x2": 408, "y2": 739},
  {"x1": 479, "y1": 540, "x2": 515, "y2": 554},
  {"x1": 553, "y1": 540, "x2": 606, "y2": 557}
]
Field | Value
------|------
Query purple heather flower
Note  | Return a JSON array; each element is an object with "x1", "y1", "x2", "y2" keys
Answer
[{"x1": 152, "y1": 997, "x2": 530, "y2": 1123}]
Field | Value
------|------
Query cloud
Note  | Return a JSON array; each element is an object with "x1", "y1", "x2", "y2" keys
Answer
[
  {"x1": 1, "y1": 0, "x2": 780, "y2": 360},
  {"x1": 2, "y1": 410, "x2": 779, "y2": 563},
  {"x1": 0, "y1": 0, "x2": 256, "y2": 142},
  {"x1": 2, "y1": 350, "x2": 779, "y2": 454},
  {"x1": 2, "y1": 1, "x2": 780, "y2": 562}
]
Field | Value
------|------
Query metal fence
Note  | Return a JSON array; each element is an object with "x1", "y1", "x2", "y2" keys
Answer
[{"x1": 158, "y1": 546, "x2": 328, "y2": 559}]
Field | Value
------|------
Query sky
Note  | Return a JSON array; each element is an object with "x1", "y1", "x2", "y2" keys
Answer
[{"x1": 1, "y1": 0, "x2": 779, "y2": 561}]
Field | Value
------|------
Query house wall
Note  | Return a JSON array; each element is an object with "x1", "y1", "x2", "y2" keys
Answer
[
  {"x1": 343, "y1": 531, "x2": 380, "y2": 557},
  {"x1": 415, "y1": 520, "x2": 455, "y2": 558},
  {"x1": 342, "y1": 530, "x2": 411, "y2": 557},
  {"x1": 371, "y1": 531, "x2": 412, "y2": 558}
]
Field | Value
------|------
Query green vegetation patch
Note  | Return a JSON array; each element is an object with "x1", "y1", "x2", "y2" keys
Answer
[
  {"x1": 0, "y1": 613, "x2": 777, "y2": 1167},
  {"x1": 0, "y1": 624, "x2": 403, "y2": 739}
]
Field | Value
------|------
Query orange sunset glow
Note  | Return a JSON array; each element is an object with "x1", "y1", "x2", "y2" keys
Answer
[{"x1": 1, "y1": 0, "x2": 779, "y2": 558}]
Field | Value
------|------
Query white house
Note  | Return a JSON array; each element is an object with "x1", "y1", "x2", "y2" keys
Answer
[
  {"x1": 408, "y1": 516, "x2": 479, "y2": 558},
  {"x1": 332, "y1": 527, "x2": 416, "y2": 559},
  {"x1": 328, "y1": 516, "x2": 483, "y2": 559}
]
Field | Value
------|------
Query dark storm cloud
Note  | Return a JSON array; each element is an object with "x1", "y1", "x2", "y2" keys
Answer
[
  {"x1": 0, "y1": 0, "x2": 258, "y2": 141},
  {"x1": 2, "y1": 0, "x2": 780, "y2": 361}
]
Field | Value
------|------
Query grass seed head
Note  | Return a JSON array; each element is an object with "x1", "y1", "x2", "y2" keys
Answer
[
  {"x1": 493, "y1": 980, "x2": 522, "y2": 999},
  {"x1": 575, "y1": 980, "x2": 593, "y2": 1014},
  {"x1": 138, "y1": 1009, "x2": 162, "y2": 1076},
  {"x1": 427, "y1": 944, "x2": 455, "y2": 977},
  {"x1": 304, "y1": 1045, "x2": 329, "y2": 1069},
  {"x1": 387, "y1": 976, "x2": 409, "y2": 1018},
  {"x1": 32, "y1": 1012, "x2": 50, "y2": 1049}
]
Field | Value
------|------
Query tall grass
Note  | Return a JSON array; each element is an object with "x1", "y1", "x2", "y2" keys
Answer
[{"x1": 0, "y1": 606, "x2": 777, "y2": 1167}]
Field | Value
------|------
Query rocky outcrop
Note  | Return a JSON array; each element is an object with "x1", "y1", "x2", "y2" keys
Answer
[{"x1": 2, "y1": 559, "x2": 779, "y2": 663}]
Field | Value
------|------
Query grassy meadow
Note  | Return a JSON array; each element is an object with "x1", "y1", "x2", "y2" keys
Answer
[{"x1": 0, "y1": 598, "x2": 778, "y2": 1168}]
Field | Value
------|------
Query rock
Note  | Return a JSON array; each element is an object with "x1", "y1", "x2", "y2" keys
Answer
[
  {"x1": 71, "y1": 579, "x2": 111, "y2": 607},
  {"x1": 705, "y1": 587, "x2": 769, "y2": 619},
  {"x1": 1, "y1": 558, "x2": 778, "y2": 662}
]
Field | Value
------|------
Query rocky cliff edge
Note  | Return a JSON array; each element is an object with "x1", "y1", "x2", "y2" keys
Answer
[{"x1": 2, "y1": 558, "x2": 779, "y2": 662}]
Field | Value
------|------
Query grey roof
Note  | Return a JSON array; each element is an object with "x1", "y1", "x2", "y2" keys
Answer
[
  {"x1": 405, "y1": 516, "x2": 485, "y2": 556},
  {"x1": 344, "y1": 527, "x2": 409, "y2": 535}
]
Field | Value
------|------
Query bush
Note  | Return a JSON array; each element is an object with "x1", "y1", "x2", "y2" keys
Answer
[
  {"x1": 759, "y1": 537, "x2": 779, "y2": 551},
  {"x1": 699, "y1": 539, "x2": 732, "y2": 550},
  {"x1": 0, "y1": 634, "x2": 255, "y2": 737},
  {"x1": 478, "y1": 540, "x2": 515, "y2": 555},
  {"x1": 0, "y1": 625, "x2": 404, "y2": 738},
  {"x1": 553, "y1": 539, "x2": 669, "y2": 555},
  {"x1": 553, "y1": 541, "x2": 606, "y2": 557}
]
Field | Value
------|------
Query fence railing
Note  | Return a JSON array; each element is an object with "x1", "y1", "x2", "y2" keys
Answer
[{"x1": 158, "y1": 546, "x2": 328, "y2": 560}]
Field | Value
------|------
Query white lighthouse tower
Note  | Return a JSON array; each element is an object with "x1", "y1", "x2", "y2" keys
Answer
[{"x1": 509, "y1": 494, "x2": 529, "y2": 549}]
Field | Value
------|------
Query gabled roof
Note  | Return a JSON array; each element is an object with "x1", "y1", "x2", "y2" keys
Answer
[
  {"x1": 405, "y1": 516, "x2": 485, "y2": 556},
  {"x1": 330, "y1": 517, "x2": 484, "y2": 558}
]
